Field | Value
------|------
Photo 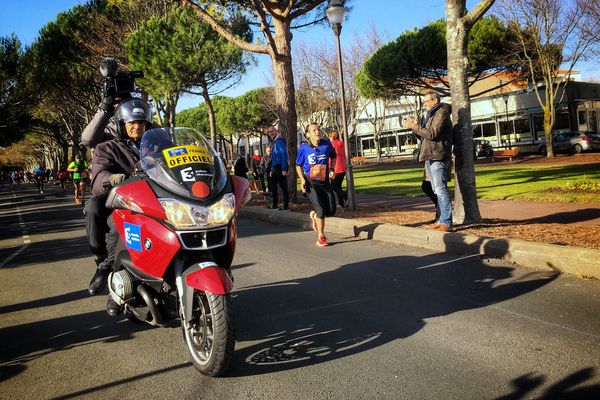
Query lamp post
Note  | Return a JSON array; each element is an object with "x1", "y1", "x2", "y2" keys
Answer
[
  {"x1": 327, "y1": 0, "x2": 356, "y2": 211},
  {"x1": 502, "y1": 93, "x2": 511, "y2": 148}
]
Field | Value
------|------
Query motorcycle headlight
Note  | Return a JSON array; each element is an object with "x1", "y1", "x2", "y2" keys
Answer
[{"x1": 159, "y1": 193, "x2": 235, "y2": 229}]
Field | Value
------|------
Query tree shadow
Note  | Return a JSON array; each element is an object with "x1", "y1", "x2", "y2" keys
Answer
[
  {"x1": 0, "y1": 237, "x2": 91, "y2": 268},
  {"x1": 0, "y1": 290, "x2": 89, "y2": 314},
  {"x1": 49, "y1": 363, "x2": 192, "y2": 400},
  {"x1": 0, "y1": 309, "x2": 152, "y2": 382},
  {"x1": 497, "y1": 368, "x2": 600, "y2": 399},
  {"x1": 226, "y1": 235, "x2": 557, "y2": 377}
]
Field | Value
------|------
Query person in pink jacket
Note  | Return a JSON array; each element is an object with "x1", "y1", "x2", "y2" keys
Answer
[{"x1": 328, "y1": 130, "x2": 348, "y2": 207}]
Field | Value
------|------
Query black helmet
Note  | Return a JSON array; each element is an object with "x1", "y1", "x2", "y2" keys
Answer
[{"x1": 115, "y1": 98, "x2": 152, "y2": 139}]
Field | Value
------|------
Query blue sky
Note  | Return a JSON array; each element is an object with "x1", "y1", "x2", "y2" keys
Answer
[{"x1": 1, "y1": 0, "x2": 598, "y2": 111}]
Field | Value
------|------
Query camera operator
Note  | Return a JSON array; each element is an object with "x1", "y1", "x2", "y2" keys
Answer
[
  {"x1": 86, "y1": 99, "x2": 153, "y2": 315},
  {"x1": 82, "y1": 59, "x2": 146, "y2": 149}
]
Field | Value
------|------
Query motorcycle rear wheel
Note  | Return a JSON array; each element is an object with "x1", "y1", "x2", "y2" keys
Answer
[{"x1": 181, "y1": 290, "x2": 235, "y2": 376}]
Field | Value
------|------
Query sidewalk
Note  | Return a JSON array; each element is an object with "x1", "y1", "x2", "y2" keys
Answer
[{"x1": 354, "y1": 193, "x2": 600, "y2": 226}]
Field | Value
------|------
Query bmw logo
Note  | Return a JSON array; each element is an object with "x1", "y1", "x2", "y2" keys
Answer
[{"x1": 144, "y1": 238, "x2": 152, "y2": 250}]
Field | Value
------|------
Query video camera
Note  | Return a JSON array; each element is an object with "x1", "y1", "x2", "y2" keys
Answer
[{"x1": 99, "y1": 58, "x2": 143, "y2": 100}]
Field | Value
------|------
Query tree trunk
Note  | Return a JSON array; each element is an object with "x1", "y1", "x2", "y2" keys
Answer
[
  {"x1": 200, "y1": 78, "x2": 218, "y2": 147},
  {"x1": 374, "y1": 135, "x2": 382, "y2": 164},
  {"x1": 543, "y1": 104, "x2": 555, "y2": 158},
  {"x1": 168, "y1": 96, "x2": 177, "y2": 129},
  {"x1": 270, "y1": 18, "x2": 299, "y2": 202},
  {"x1": 446, "y1": 0, "x2": 482, "y2": 224}
]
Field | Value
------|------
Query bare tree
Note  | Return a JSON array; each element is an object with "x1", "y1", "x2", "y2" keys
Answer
[
  {"x1": 445, "y1": 0, "x2": 495, "y2": 225},
  {"x1": 293, "y1": 23, "x2": 385, "y2": 148},
  {"x1": 364, "y1": 97, "x2": 395, "y2": 164},
  {"x1": 578, "y1": 0, "x2": 600, "y2": 45},
  {"x1": 497, "y1": 0, "x2": 594, "y2": 158}
]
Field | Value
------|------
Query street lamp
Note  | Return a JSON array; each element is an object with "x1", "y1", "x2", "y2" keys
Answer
[
  {"x1": 502, "y1": 93, "x2": 511, "y2": 149},
  {"x1": 327, "y1": 0, "x2": 356, "y2": 211}
]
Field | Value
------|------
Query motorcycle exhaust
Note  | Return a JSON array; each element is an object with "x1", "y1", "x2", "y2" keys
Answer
[{"x1": 136, "y1": 285, "x2": 165, "y2": 327}]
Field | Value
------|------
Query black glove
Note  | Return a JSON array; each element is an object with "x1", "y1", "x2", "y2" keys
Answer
[{"x1": 99, "y1": 95, "x2": 115, "y2": 112}]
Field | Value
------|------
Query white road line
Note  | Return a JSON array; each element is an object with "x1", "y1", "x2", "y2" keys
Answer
[
  {"x1": 416, "y1": 254, "x2": 482, "y2": 269},
  {"x1": 0, "y1": 244, "x2": 29, "y2": 268}
]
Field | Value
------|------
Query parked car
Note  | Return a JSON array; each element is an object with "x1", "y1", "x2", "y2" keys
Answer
[
  {"x1": 473, "y1": 139, "x2": 493, "y2": 158},
  {"x1": 538, "y1": 131, "x2": 600, "y2": 154}
]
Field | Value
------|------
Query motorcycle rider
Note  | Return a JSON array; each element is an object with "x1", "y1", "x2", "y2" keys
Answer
[{"x1": 85, "y1": 99, "x2": 153, "y2": 313}]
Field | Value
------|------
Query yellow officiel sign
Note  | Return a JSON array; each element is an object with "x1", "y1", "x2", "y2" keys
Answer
[{"x1": 162, "y1": 145, "x2": 213, "y2": 168}]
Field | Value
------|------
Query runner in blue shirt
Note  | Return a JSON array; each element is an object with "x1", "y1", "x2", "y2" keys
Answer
[{"x1": 296, "y1": 123, "x2": 337, "y2": 247}]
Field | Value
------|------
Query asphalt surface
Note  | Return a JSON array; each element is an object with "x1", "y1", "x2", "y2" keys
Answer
[{"x1": 2, "y1": 183, "x2": 600, "y2": 399}]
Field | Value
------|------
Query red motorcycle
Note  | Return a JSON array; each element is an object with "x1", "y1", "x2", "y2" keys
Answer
[{"x1": 104, "y1": 127, "x2": 250, "y2": 376}]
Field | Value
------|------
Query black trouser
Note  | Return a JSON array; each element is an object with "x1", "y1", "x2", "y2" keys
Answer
[
  {"x1": 271, "y1": 165, "x2": 289, "y2": 208},
  {"x1": 305, "y1": 179, "x2": 336, "y2": 219},
  {"x1": 35, "y1": 178, "x2": 44, "y2": 192},
  {"x1": 105, "y1": 216, "x2": 119, "y2": 271},
  {"x1": 257, "y1": 173, "x2": 266, "y2": 193},
  {"x1": 421, "y1": 180, "x2": 439, "y2": 219},
  {"x1": 331, "y1": 172, "x2": 347, "y2": 206},
  {"x1": 84, "y1": 195, "x2": 111, "y2": 263}
]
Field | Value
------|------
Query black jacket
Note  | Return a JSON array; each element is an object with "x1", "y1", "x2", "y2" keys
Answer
[
  {"x1": 233, "y1": 157, "x2": 248, "y2": 178},
  {"x1": 91, "y1": 139, "x2": 139, "y2": 196}
]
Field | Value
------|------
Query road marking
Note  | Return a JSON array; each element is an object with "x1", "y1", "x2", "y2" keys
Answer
[
  {"x1": 416, "y1": 254, "x2": 482, "y2": 269},
  {"x1": 1, "y1": 189, "x2": 32, "y2": 267},
  {"x1": 0, "y1": 244, "x2": 29, "y2": 268}
]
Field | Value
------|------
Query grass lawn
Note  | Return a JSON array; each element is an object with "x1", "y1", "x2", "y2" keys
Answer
[{"x1": 352, "y1": 162, "x2": 600, "y2": 203}]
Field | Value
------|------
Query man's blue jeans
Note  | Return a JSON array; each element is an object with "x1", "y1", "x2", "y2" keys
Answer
[{"x1": 425, "y1": 160, "x2": 452, "y2": 227}]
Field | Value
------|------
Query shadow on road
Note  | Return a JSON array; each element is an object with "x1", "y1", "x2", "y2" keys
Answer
[
  {"x1": 224, "y1": 231, "x2": 599, "y2": 394},
  {"x1": 0, "y1": 309, "x2": 152, "y2": 383},
  {"x1": 497, "y1": 367, "x2": 600, "y2": 399},
  {"x1": 0, "y1": 290, "x2": 89, "y2": 314},
  {"x1": 0, "y1": 236, "x2": 90, "y2": 268},
  {"x1": 228, "y1": 235, "x2": 556, "y2": 378}
]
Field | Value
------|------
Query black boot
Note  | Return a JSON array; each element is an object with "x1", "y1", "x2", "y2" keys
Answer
[
  {"x1": 106, "y1": 296, "x2": 122, "y2": 317},
  {"x1": 88, "y1": 268, "x2": 110, "y2": 295}
]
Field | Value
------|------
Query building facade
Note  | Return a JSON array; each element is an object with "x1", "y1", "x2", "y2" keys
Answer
[{"x1": 354, "y1": 76, "x2": 600, "y2": 158}]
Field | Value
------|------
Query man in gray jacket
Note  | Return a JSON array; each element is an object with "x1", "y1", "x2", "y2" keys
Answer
[
  {"x1": 81, "y1": 95, "x2": 119, "y2": 148},
  {"x1": 404, "y1": 91, "x2": 453, "y2": 231}
]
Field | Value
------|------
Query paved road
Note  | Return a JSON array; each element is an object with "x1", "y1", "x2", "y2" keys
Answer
[{"x1": 2, "y1": 184, "x2": 600, "y2": 399}]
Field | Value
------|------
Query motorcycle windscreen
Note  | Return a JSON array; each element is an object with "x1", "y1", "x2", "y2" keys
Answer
[{"x1": 140, "y1": 127, "x2": 228, "y2": 200}]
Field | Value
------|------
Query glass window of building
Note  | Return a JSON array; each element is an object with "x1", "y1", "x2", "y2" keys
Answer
[
  {"x1": 482, "y1": 122, "x2": 497, "y2": 145},
  {"x1": 578, "y1": 110, "x2": 587, "y2": 128},
  {"x1": 533, "y1": 111, "x2": 570, "y2": 140},
  {"x1": 513, "y1": 118, "x2": 531, "y2": 143}
]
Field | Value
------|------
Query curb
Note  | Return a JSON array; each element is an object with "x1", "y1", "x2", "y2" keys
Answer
[{"x1": 239, "y1": 206, "x2": 600, "y2": 279}]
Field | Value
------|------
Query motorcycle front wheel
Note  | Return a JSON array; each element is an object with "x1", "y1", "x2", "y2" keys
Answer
[{"x1": 181, "y1": 290, "x2": 235, "y2": 376}]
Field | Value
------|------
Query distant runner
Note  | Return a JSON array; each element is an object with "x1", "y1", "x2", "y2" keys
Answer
[{"x1": 67, "y1": 154, "x2": 88, "y2": 204}]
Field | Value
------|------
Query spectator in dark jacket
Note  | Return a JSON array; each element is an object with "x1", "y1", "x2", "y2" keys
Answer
[
  {"x1": 232, "y1": 152, "x2": 249, "y2": 179},
  {"x1": 259, "y1": 146, "x2": 272, "y2": 195},
  {"x1": 251, "y1": 149, "x2": 265, "y2": 193}
]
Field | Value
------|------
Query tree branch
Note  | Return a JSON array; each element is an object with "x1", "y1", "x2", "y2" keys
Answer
[
  {"x1": 181, "y1": 0, "x2": 270, "y2": 54},
  {"x1": 464, "y1": 0, "x2": 496, "y2": 27},
  {"x1": 290, "y1": 0, "x2": 326, "y2": 20}
]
